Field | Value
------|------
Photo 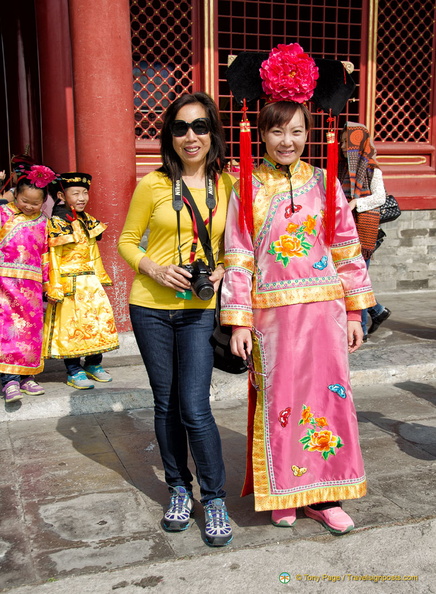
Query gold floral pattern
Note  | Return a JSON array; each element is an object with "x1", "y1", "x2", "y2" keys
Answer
[
  {"x1": 299, "y1": 404, "x2": 344, "y2": 460},
  {"x1": 301, "y1": 405, "x2": 314, "y2": 425},
  {"x1": 268, "y1": 214, "x2": 318, "y2": 267},
  {"x1": 306, "y1": 430, "x2": 338, "y2": 452}
]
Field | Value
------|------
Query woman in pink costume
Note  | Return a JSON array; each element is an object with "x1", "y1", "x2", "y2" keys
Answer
[
  {"x1": 221, "y1": 44, "x2": 376, "y2": 534},
  {"x1": 0, "y1": 165, "x2": 56, "y2": 402}
]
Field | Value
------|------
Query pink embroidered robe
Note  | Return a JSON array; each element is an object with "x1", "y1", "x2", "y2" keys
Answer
[
  {"x1": 0, "y1": 203, "x2": 49, "y2": 375},
  {"x1": 220, "y1": 156, "x2": 376, "y2": 511}
]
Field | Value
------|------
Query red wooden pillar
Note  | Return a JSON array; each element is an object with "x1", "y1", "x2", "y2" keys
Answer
[
  {"x1": 35, "y1": 0, "x2": 76, "y2": 172},
  {"x1": 68, "y1": 0, "x2": 136, "y2": 332}
]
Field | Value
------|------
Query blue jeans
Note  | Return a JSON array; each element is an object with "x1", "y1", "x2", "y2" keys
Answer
[
  {"x1": 1, "y1": 373, "x2": 20, "y2": 387},
  {"x1": 64, "y1": 354, "x2": 103, "y2": 376},
  {"x1": 129, "y1": 305, "x2": 226, "y2": 504},
  {"x1": 362, "y1": 259, "x2": 384, "y2": 335}
]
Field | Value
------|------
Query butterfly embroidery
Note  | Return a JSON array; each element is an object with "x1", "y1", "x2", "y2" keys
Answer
[
  {"x1": 292, "y1": 465, "x2": 307, "y2": 477},
  {"x1": 284, "y1": 204, "x2": 302, "y2": 218},
  {"x1": 328, "y1": 384, "x2": 347, "y2": 398},
  {"x1": 278, "y1": 407, "x2": 292, "y2": 428},
  {"x1": 313, "y1": 256, "x2": 328, "y2": 270}
]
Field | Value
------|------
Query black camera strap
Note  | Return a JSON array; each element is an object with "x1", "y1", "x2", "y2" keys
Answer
[
  {"x1": 172, "y1": 178, "x2": 216, "y2": 270},
  {"x1": 172, "y1": 179, "x2": 185, "y2": 267}
]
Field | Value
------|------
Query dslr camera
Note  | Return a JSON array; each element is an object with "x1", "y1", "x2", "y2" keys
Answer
[{"x1": 182, "y1": 259, "x2": 214, "y2": 301}]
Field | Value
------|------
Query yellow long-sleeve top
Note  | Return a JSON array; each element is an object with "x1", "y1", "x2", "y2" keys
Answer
[{"x1": 117, "y1": 170, "x2": 235, "y2": 310}]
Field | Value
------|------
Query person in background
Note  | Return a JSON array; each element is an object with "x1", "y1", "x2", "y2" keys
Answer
[
  {"x1": 118, "y1": 92, "x2": 234, "y2": 547},
  {"x1": 1, "y1": 152, "x2": 36, "y2": 203},
  {"x1": 338, "y1": 122, "x2": 391, "y2": 339},
  {"x1": 0, "y1": 170, "x2": 7, "y2": 205},
  {"x1": 43, "y1": 173, "x2": 119, "y2": 389},
  {"x1": 0, "y1": 165, "x2": 56, "y2": 402},
  {"x1": 222, "y1": 43, "x2": 375, "y2": 535}
]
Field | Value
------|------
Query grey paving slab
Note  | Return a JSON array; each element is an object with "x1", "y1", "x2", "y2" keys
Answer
[
  {"x1": 0, "y1": 485, "x2": 35, "y2": 591},
  {"x1": 0, "y1": 449, "x2": 16, "y2": 487},
  {"x1": 15, "y1": 451, "x2": 132, "y2": 503},
  {"x1": 20, "y1": 491, "x2": 175, "y2": 583},
  {"x1": 369, "y1": 469, "x2": 436, "y2": 519},
  {"x1": 0, "y1": 423, "x2": 10, "y2": 451},
  {"x1": 93, "y1": 408, "x2": 154, "y2": 437},
  {"x1": 10, "y1": 426, "x2": 113, "y2": 463},
  {"x1": 33, "y1": 536, "x2": 171, "y2": 581}
]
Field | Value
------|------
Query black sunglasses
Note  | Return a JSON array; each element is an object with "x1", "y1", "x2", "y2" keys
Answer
[{"x1": 171, "y1": 118, "x2": 211, "y2": 137}]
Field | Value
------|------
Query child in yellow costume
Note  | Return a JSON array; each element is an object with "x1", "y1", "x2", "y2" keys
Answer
[{"x1": 43, "y1": 172, "x2": 119, "y2": 389}]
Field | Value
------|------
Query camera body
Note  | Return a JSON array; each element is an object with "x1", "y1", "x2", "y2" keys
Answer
[{"x1": 182, "y1": 259, "x2": 214, "y2": 301}]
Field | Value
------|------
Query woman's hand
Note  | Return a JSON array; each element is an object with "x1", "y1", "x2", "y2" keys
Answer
[
  {"x1": 209, "y1": 263, "x2": 225, "y2": 292},
  {"x1": 347, "y1": 320, "x2": 363, "y2": 353},
  {"x1": 230, "y1": 327, "x2": 252, "y2": 359},
  {"x1": 348, "y1": 198, "x2": 357, "y2": 211},
  {"x1": 139, "y1": 256, "x2": 192, "y2": 291}
]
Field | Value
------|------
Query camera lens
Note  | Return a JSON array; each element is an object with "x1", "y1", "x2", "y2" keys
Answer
[{"x1": 193, "y1": 277, "x2": 214, "y2": 301}]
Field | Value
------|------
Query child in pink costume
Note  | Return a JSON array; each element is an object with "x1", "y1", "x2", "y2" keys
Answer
[{"x1": 0, "y1": 165, "x2": 56, "y2": 402}]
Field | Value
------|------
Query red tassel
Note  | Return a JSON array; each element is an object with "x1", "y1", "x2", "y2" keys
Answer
[
  {"x1": 66, "y1": 207, "x2": 78, "y2": 222},
  {"x1": 239, "y1": 100, "x2": 254, "y2": 234},
  {"x1": 325, "y1": 117, "x2": 338, "y2": 246}
]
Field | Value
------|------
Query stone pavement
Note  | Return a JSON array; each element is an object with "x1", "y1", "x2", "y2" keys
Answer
[{"x1": 0, "y1": 290, "x2": 435, "y2": 593}]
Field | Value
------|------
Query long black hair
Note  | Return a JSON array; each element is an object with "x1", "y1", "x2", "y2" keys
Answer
[{"x1": 159, "y1": 92, "x2": 227, "y2": 183}]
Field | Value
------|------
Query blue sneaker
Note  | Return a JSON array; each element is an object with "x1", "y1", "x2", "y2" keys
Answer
[
  {"x1": 67, "y1": 371, "x2": 94, "y2": 390},
  {"x1": 204, "y1": 498, "x2": 233, "y2": 546},
  {"x1": 163, "y1": 486, "x2": 194, "y2": 532}
]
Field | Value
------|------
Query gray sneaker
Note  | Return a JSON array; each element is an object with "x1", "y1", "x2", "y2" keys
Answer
[
  {"x1": 84, "y1": 364, "x2": 112, "y2": 382},
  {"x1": 163, "y1": 486, "x2": 194, "y2": 532},
  {"x1": 204, "y1": 498, "x2": 233, "y2": 546},
  {"x1": 67, "y1": 371, "x2": 94, "y2": 390}
]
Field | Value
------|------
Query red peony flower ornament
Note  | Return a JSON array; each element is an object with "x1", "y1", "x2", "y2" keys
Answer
[
  {"x1": 260, "y1": 43, "x2": 319, "y2": 103},
  {"x1": 27, "y1": 165, "x2": 57, "y2": 188}
]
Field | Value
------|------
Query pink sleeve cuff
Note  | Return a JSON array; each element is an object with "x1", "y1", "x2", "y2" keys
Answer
[{"x1": 347, "y1": 310, "x2": 362, "y2": 322}]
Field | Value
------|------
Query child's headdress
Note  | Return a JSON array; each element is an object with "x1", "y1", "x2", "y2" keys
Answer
[
  {"x1": 0, "y1": 149, "x2": 37, "y2": 193},
  {"x1": 226, "y1": 43, "x2": 356, "y2": 243},
  {"x1": 11, "y1": 152, "x2": 35, "y2": 172},
  {"x1": 57, "y1": 172, "x2": 92, "y2": 191},
  {"x1": 16, "y1": 164, "x2": 58, "y2": 189}
]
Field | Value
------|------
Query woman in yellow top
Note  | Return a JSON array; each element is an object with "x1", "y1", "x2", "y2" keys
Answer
[{"x1": 118, "y1": 92, "x2": 234, "y2": 547}]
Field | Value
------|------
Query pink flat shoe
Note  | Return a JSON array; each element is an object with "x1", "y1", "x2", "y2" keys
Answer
[
  {"x1": 304, "y1": 505, "x2": 354, "y2": 535},
  {"x1": 271, "y1": 508, "x2": 297, "y2": 527}
]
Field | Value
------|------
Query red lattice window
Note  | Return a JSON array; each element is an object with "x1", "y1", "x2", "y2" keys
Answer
[
  {"x1": 374, "y1": 0, "x2": 435, "y2": 143},
  {"x1": 217, "y1": 0, "x2": 366, "y2": 170},
  {"x1": 130, "y1": 0, "x2": 196, "y2": 144}
]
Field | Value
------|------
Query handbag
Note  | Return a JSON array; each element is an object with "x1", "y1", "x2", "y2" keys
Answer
[
  {"x1": 379, "y1": 194, "x2": 401, "y2": 224},
  {"x1": 177, "y1": 181, "x2": 247, "y2": 374},
  {"x1": 212, "y1": 289, "x2": 248, "y2": 374},
  {"x1": 373, "y1": 227, "x2": 386, "y2": 252}
]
